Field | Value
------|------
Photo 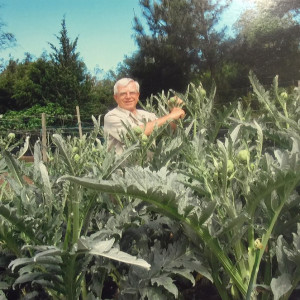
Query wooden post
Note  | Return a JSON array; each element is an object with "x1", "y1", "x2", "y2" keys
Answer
[
  {"x1": 41, "y1": 113, "x2": 47, "y2": 163},
  {"x1": 76, "y1": 106, "x2": 83, "y2": 139}
]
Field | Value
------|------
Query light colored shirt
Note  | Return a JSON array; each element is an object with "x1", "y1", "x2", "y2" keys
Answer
[{"x1": 104, "y1": 106, "x2": 157, "y2": 154}]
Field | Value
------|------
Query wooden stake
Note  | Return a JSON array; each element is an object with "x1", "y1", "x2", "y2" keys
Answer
[
  {"x1": 41, "y1": 113, "x2": 47, "y2": 163},
  {"x1": 76, "y1": 106, "x2": 83, "y2": 139}
]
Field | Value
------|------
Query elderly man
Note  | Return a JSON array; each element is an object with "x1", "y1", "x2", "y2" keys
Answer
[{"x1": 104, "y1": 77, "x2": 185, "y2": 154}]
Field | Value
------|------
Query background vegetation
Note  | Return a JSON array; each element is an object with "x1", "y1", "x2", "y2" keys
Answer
[
  {"x1": 0, "y1": 0, "x2": 299, "y2": 130},
  {"x1": 1, "y1": 72, "x2": 300, "y2": 300}
]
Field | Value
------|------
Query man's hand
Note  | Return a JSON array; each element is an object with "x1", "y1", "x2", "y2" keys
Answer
[{"x1": 170, "y1": 107, "x2": 185, "y2": 120}]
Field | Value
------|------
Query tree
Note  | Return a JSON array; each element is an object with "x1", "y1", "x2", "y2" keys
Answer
[
  {"x1": 0, "y1": 18, "x2": 115, "y2": 118},
  {"x1": 119, "y1": 0, "x2": 231, "y2": 99},
  {"x1": 0, "y1": 21, "x2": 15, "y2": 50},
  {"x1": 0, "y1": 56, "x2": 60, "y2": 111},
  {"x1": 258, "y1": 0, "x2": 300, "y2": 18},
  {"x1": 0, "y1": 59, "x2": 18, "y2": 112},
  {"x1": 0, "y1": 13, "x2": 16, "y2": 70},
  {"x1": 231, "y1": 0, "x2": 300, "y2": 86},
  {"x1": 48, "y1": 17, "x2": 94, "y2": 112}
]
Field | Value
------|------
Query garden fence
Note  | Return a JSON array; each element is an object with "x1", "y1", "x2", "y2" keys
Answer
[{"x1": 0, "y1": 106, "x2": 97, "y2": 162}]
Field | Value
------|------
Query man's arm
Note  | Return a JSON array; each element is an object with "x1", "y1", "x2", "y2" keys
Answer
[{"x1": 141, "y1": 107, "x2": 185, "y2": 136}]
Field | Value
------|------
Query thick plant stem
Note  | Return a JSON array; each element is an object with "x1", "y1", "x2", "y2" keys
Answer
[
  {"x1": 209, "y1": 251, "x2": 231, "y2": 300},
  {"x1": 71, "y1": 184, "x2": 80, "y2": 245},
  {"x1": 247, "y1": 181, "x2": 298, "y2": 298},
  {"x1": 81, "y1": 277, "x2": 88, "y2": 300},
  {"x1": 187, "y1": 220, "x2": 248, "y2": 297},
  {"x1": 64, "y1": 254, "x2": 78, "y2": 300},
  {"x1": 63, "y1": 191, "x2": 73, "y2": 251},
  {"x1": 246, "y1": 249, "x2": 260, "y2": 300}
]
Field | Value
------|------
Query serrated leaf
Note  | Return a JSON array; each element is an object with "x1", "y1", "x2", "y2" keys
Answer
[
  {"x1": 140, "y1": 286, "x2": 168, "y2": 300},
  {"x1": 57, "y1": 166, "x2": 189, "y2": 222},
  {"x1": 172, "y1": 269, "x2": 195, "y2": 285},
  {"x1": 151, "y1": 275, "x2": 178, "y2": 297},
  {"x1": 216, "y1": 213, "x2": 250, "y2": 236}
]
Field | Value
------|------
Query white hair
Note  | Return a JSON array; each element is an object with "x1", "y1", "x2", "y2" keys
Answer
[{"x1": 114, "y1": 78, "x2": 140, "y2": 95}]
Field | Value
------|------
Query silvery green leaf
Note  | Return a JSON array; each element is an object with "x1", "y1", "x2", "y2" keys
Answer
[
  {"x1": 0, "y1": 281, "x2": 10, "y2": 289},
  {"x1": 291, "y1": 136, "x2": 300, "y2": 156},
  {"x1": 89, "y1": 240, "x2": 151, "y2": 270},
  {"x1": 76, "y1": 237, "x2": 91, "y2": 251},
  {"x1": 198, "y1": 201, "x2": 217, "y2": 225},
  {"x1": 52, "y1": 134, "x2": 74, "y2": 175},
  {"x1": 9, "y1": 258, "x2": 34, "y2": 272},
  {"x1": 140, "y1": 287, "x2": 168, "y2": 300},
  {"x1": 0, "y1": 290, "x2": 7, "y2": 300},
  {"x1": 293, "y1": 223, "x2": 300, "y2": 249},
  {"x1": 151, "y1": 275, "x2": 178, "y2": 298},
  {"x1": 17, "y1": 135, "x2": 30, "y2": 159},
  {"x1": 3, "y1": 151, "x2": 25, "y2": 187},
  {"x1": 0, "y1": 157, "x2": 7, "y2": 173},
  {"x1": 91, "y1": 238, "x2": 115, "y2": 252},
  {"x1": 230, "y1": 124, "x2": 242, "y2": 145},
  {"x1": 33, "y1": 140, "x2": 42, "y2": 170},
  {"x1": 33, "y1": 247, "x2": 62, "y2": 260},
  {"x1": 91, "y1": 115, "x2": 101, "y2": 130},
  {"x1": 39, "y1": 161, "x2": 53, "y2": 207},
  {"x1": 13, "y1": 272, "x2": 48, "y2": 287},
  {"x1": 270, "y1": 273, "x2": 292, "y2": 300}
]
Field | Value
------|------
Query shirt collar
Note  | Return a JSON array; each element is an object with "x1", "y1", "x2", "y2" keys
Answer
[{"x1": 117, "y1": 106, "x2": 138, "y2": 117}]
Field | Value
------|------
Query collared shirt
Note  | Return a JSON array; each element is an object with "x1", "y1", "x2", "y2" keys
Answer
[{"x1": 104, "y1": 106, "x2": 157, "y2": 154}]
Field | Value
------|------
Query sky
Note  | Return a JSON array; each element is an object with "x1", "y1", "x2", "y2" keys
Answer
[{"x1": 0, "y1": 0, "x2": 252, "y2": 77}]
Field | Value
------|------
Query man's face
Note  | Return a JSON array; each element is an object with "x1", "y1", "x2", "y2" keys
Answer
[{"x1": 114, "y1": 82, "x2": 140, "y2": 113}]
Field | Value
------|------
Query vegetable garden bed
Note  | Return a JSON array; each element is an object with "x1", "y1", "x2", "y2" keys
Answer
[{"x1": 1, "y1": 72, "x2": 300, "y2": 300}]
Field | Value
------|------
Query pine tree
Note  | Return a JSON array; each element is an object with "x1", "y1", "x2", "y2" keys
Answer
[
  {"x1": 120, "y1": 0, "x2": 230, "y2": 98},
  {"x1": 48, "y1": 18, "x2": 92, "y2": 111}
]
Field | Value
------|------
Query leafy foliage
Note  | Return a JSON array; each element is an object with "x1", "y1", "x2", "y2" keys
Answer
[
  {"x1": 120, "y1": 0, "x2": 231, "y2": 99},
  {"x1": 232, "y1": 1, "x2": 300, "y2": 86},
  {"x1": 0, "y1": 18, "x2": 112, "y2": 118},
  {"x1": 1, "y1": 74, "x2": 300, "y2": 299},
  {"x1": 0, "y1": 102, "x2": 69, "y2": 130}
]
